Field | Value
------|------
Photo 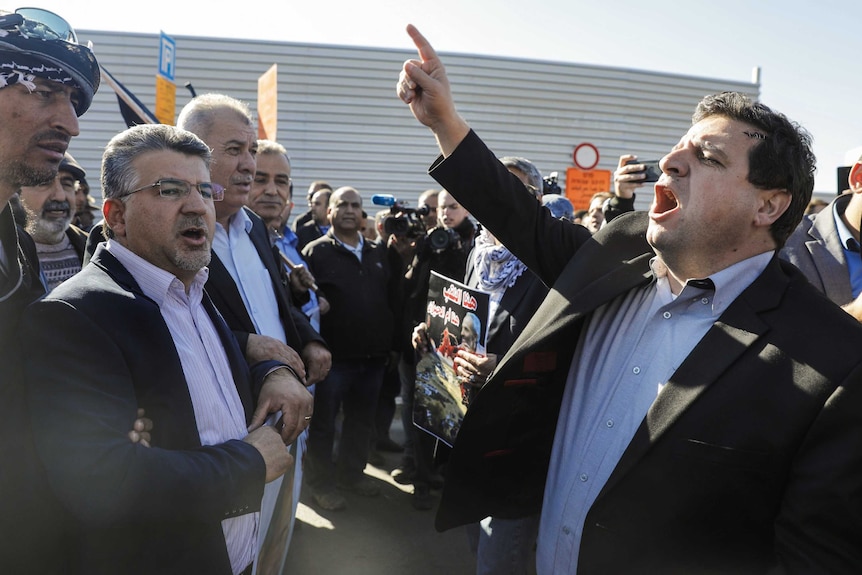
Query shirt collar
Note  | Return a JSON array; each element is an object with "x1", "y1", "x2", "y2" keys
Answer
[
  {"x1": 218, "y1": 207, "x2": 254, "y2": 237},
  {"x1": 833, "y1": 198, "x2": 860, "y2": 252},
  {"x1": 650, "y1": 251, "x2": 773, "y2": 315},
  {"x1": 105, "y1": 239, "x2": 209, "y2": 305}
]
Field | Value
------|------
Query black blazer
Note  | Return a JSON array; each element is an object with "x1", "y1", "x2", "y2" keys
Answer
[
  {"x1": 22, "y1": 245, "x2": 269, "y2": 575},
  {"x1": 204, "y1": 207, "x2": 323, "y2": 353},
  {"x1": 431, "y1": 130, "x2": 862, "y2": 573},
  {"x1": 464, "y1": 252, "x2": 548, "y2": 358}
]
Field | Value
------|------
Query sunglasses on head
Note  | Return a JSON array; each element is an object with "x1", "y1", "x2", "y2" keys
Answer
[{"x1": 0, "y1": 7, "x2": 77, "y2": 43}]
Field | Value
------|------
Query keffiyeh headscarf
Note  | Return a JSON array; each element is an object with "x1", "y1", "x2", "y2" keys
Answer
[
  {"x1": 0, "y1": 57, "x2": 74, "y2": 91},
  {"x1": 0, "y1": 21, "x2": 100, "y2": 115},
  {"x1": 471, "y1": 228, "x2": 527, "y2": 293}
]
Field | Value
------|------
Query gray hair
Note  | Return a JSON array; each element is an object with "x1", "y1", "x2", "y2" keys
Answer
[
  {"x1": 176, "y1": 93, "x2": 253, "y2": 139},
  {"x1": 499, "y1": 156, "x2": 543, "y2": 198},
  {"x1": 257, "y1": 139, "x2": 289, "y2": 160}
]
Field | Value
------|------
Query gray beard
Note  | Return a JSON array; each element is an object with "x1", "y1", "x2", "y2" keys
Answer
[
  {"x1": 26, "y1": 214, "x2": 71, "y2": 245},
  {"x1": 173, "y1": 245, "x2": 211, "y2": 273}
]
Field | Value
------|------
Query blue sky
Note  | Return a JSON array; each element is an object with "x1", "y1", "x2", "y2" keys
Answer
[{"x1": 46, "y1": 0, "x2": 862, "y2": 193}]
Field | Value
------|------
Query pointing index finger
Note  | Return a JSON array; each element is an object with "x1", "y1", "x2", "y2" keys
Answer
[{"x1": 406, "y1": 24, "x2": 438, "y2": 65}]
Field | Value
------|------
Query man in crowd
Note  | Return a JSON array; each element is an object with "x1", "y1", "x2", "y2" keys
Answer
[
  {"x1": 18, "y1": 153, "x2": 88, "y2": 290},
  {"x1": 249, "y1": 138, "x2": 324, "y2": 331},
  {"x1": 296, "y1": 186, "x2": 332, "y2": 250},
  {"x1": 395, "y1": 187, "x2": 475, "y2": 508},
  {"x1": 397, "y1": 25, "x2": 862, "y2": 572},
  {"x1": 176, "y1": 94, "x2": 330, "y2": 566},
  {"x1": 0, "y1": 7, "x2": 100, "y2": 570},
  {"x1": 292, "y1": 179, "x2": 332, "y2": 232},
  {"x1": 23, "y1": 122, "x2": 312, "y2": 574},
  {"x1": 781, "y1": 152, "x2": 862, "y2": 321},
  {"x1": 67, "y1": 153, "x2": 99, "y2": 232},
  {"x1": 176, "y1": 93, "x2": 329, "y2": 383},
  {"x1": 303, "y1": 186, "x2": 402, "y2": 511}
]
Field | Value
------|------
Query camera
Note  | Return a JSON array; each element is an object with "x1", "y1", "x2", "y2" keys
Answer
[
  {"x1": 426, "y1": 226, "x2": 460, "y2": 253},
  {"x1": 543, "y1": 172, "x2": 562, "y2": 196},
  {"x1": 372, "y1": 194, "x2": 429, "y2": 239}
]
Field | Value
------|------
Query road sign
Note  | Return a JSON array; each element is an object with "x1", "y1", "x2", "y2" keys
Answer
[
  {"x1": 565, "y1": 167, "x2": 612, "y2": 210},
  {"x1": 158, "y1": 31, "x2": 176, "y2": 81},
  {"x1": 155, "y1": 75, "x2": 176, "y2": 125}
]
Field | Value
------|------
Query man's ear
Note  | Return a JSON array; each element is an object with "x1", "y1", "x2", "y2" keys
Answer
[
  {"x1": 103, "y1": 198, "x2": 127, "y2": 238},
  {"x1": 849, "y1": 163, "x2": 862, "y2": 193},
  {"x1": 754, "y1": 189, "x2": 792, "y2": 227}
]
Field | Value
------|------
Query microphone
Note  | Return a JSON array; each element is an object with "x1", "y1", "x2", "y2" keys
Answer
[{"x1": 371, "y1": 194, "x2": 397, "y2": 207}]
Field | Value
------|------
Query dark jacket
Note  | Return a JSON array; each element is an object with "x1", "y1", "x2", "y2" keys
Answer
[
  {"x1": 205, "y1": 207, "x2": 324, "y2": 354},
  {"x1": 0, "y1": 208, "x2": 69, "y2": 573},
  {"x1": 303, "y1": 231, "x2": 400, "y2": 360},
  {"x1": 431, "y1": 129, "x2": 862, "y2": 573},
  {"x1": 66, "y1": 223, "x2": 89, "y2": 263},
  {"x1": 295, "y1": 219, "x2": 326, "y2": 252},
  {"x1": 22, "y1": 245, "x2": 272, "y2": 575}
]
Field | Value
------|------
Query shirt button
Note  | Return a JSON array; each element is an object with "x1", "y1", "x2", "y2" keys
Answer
[
  {"x1": 701, "y1": 298, "x2": 710, "y2": 304},
  {"x1": 632, "y1": 366, "x2": 641, "y2": 375},
  {"x1": 579, "y1": 473, "x2": 588, "y2": 482},
  {"x1": 606, "y1": 419, "x2": 614, "y2": 428},
  {"x1": 663, "y1": 311, "x2": 672, "y2": 319},
  {"x1": 562, "y1": 526, "x2": 572, "y2": 535}
]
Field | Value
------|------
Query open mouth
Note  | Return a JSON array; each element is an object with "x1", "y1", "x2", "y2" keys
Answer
[
  {"x1": 181, "y1": 227, "x2": 206, "y2": 242},
  {"x1": 650, "y1": 184, "x2": 679, "y2": 218}
]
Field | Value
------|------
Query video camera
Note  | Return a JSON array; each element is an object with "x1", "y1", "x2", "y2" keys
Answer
[
  {"x1": 372, "y1": 194, "x2": 430, "y2": 240},
  {"x1": 372, "y1": 194, "x2": 463, "y2": 254}
]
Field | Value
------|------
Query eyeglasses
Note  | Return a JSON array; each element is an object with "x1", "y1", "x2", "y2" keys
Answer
[
  {"x1": 0, "y1": 8, "x2": 78, "y2": 43},
  {"x1": 126, "y1": 179, "x2": 224, "y2": 201}
]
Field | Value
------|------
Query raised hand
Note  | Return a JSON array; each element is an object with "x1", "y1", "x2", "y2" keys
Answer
[{"x1": 396, "y1": 24, "x2": 470, "y2": 156}]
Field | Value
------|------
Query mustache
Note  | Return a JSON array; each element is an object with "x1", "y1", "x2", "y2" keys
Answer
[
  {"x1": 42, "y1": 200, "x2": 71, "y2": 213},
  {"x1": 33, "y1": 129, "x2": 72, "y2": 147},
  {"x1": 178, "y1": 216, "x2": 209, "y2": 233}
]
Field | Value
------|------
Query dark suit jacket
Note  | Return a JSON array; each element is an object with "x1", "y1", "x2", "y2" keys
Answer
[
  {"x1": 22, "y1": 245, "x2": 270, "y2": 575},
  {"x1": 431, "y1": 130, "x2": 862, "y2": 573},
  {"x1": 780, "y1": 192, "x2": 854, "y2": 306},
  {"x1": 206, "y1": 207, "x2": 323, "y2": 353}
]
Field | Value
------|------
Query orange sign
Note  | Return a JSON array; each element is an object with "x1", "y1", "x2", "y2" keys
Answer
[
  {"x1": 258, "y1": 64, "x2": 278, "y2": 140},
  {"x1": 565, "y1": 167, "x2": 612, "y2": 210},
  {"x1": 154, "y1": 75, "x2": 176, "y2": 125}
]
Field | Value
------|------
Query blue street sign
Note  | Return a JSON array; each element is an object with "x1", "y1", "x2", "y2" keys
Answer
[{"x1": 158, "y1": 31, "x2": 176, "y2": 82}]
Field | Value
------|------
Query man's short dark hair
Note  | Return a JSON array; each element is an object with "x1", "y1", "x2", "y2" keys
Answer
[
  {"x1": 693, "y1": 92, "x2": 815, "y2": 247},
  {"x1": 100, "y1": 124, "x2": 212, "y2": 237}
]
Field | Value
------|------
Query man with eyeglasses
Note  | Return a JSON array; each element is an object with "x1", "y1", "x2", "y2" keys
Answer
[
  {"x1": 0, "y1": 6, "x2": 99, "y2": 572},
  {"x1": 22, "y1": 123, "x2": 313, "y2": 575}
]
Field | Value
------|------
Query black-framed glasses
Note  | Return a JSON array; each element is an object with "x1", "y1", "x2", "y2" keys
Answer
[
  {"x1": 0, "y1": 8, "x2": 78, "y2": 43},
  {"x1": 126, "y1": 179, "x2": 224, "y2": 201}
]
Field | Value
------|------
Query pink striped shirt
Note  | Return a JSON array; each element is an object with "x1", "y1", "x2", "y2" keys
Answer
[{"x1": 107, "y1": 240, "x2": 258, "y2": 575}]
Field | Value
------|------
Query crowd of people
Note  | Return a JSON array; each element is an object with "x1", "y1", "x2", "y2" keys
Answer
[{"x1": 3, "y1": 8, "x2": 862, "y2": 575}]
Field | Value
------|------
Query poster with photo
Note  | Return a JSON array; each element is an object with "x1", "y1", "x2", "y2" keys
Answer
[{"x1": 413, "y1": 271, "x2": 490, "y2": 447}]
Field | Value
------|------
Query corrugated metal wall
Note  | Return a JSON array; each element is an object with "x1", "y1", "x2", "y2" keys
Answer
[{"x1": 73, "y1": 30, "x2": 757, "y2": 215}]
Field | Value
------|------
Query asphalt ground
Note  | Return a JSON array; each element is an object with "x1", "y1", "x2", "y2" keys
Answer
[{"x1": 280, "y1": 408, "x2": 477, "y2": 575}]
